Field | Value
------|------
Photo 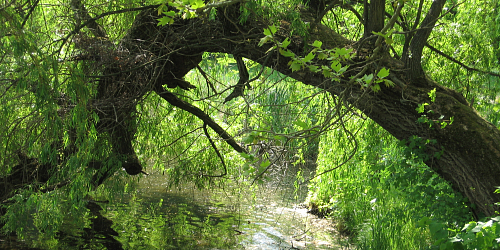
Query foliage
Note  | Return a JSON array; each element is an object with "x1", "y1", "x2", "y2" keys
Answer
[
  {"x1": 416, "y1": 216, "x2": 500, "y2": 250},
  {"x1": 307, "y1": 120, "x2": 473, "y2": 249},
  {"x1": 1, "y1": 0, "x2": 500, "y2": 248}
]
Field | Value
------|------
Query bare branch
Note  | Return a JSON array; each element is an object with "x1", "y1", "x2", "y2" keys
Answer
[
  {"x1": 224, "y1": 55, "x2": 249, "y2": 103},
  {"x1": 425, "y1": 43, "x2": 500, "y2": 77},
  {"x1": 154, "y1": 85, "x2": 247, "y2": 154}
]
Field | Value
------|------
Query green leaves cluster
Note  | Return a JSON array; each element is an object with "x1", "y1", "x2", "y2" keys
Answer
[
  {"x1": 258, "y1": 25, "x2": 354, "y2": 77},
  {"x1": 416, "y1": 88, "x2": 454, "y2": 129},
  {"x1": 418, "y1": 215, "x2": 500, "y2": 250},
  {"x1": 259, "y1": 25, "x2": 394, "y2": 92},
  {"x1": 157, "y1": 0, "x2": 205, "y2": 25},
  {"x1": 356, "y1": 67, "x2": 395, "y2": 92}
]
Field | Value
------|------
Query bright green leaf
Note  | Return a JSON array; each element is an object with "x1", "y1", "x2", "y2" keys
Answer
[
  {"x1": 312, "y1": 40, "x2": 323, "y2": 48},
  {"x1": 416, "y1": 103, "x2": 429, "y2": 113},
  {"x1": 264, "y1": 25, "x2": 277, "y2": 36},
  {"x1": 428, "y1": 88, "x2": 437, "y2": 102},
  {"x1": 331, "y1": 61, "x2": 341, "y2": 72},
  {"x1": 281, "y1": 37, "x2": 291, "y2": 48},
  {"x1": 279, "y1": 48, "x2": 295, "y2": 57},
  {"x1": 303, "y1": 52, "x2": 315, "y2": 62},
  {"x1": 269, "y1": 25, "x2": 277, "y2": 34},
  {"x1": 377, "y1": 68, "x2": 390, "y2": 78}
]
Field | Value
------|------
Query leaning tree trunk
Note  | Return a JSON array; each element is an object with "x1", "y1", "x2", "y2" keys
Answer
[{"x1": 116, "y1": 4, "x2": 500, "y2": 216}]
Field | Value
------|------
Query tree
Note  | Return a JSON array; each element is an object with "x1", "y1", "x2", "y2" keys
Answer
[{"x1": 1, "y1": 0, "x2": 500, "y2": 234}]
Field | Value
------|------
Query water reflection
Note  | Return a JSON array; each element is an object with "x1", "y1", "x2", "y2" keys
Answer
[
  {"x1": 97, "y1": 172, "x2": 345, "y2": 249},
  {"x1": 0, "y1": 171, "x2": 346, "y2": 249}
]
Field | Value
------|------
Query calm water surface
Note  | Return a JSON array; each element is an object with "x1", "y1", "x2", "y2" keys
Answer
[{"x1": 1, "y1": 171, "x2": 349, "y2": 249}]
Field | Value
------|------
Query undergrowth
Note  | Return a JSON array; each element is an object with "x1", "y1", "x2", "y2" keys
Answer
[{"x1": 306, "y1": 120, "x2": 476, "y2": 249}]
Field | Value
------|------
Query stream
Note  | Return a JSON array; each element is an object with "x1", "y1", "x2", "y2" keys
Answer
[{"x1": 1, "y1": 170, "x2": 349, "y2": 249}]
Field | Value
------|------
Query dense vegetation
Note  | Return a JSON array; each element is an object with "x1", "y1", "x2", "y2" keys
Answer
[{"x1": 1, "y1": 0, "x2": 500, "y2": 248}]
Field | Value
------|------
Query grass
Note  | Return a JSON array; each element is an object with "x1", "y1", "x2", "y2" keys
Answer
[{"x1": 306, "y1": 120, "x2": 473, "y2": 249}]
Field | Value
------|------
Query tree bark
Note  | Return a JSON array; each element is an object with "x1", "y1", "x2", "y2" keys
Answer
[{"x1": 364, "y1": 0, "x2": 386, "y2": 37}]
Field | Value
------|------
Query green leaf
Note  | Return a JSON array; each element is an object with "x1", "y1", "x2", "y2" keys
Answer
[
  {"x1": 385, "y1": 37, "x2": 393, "y2": 46},
  {"x1": 322, "y1": 69, "x2": 332, "y2": 78},
  {"x1": 260, "y1": 160, "x2": 271, "y2": 168},
  {"x1": 317, "y1": 52, "x2": 328, "y2": 60},
  {"x1": 157, "y1": 15, "x2": 174, "y2": 26},
  {"x1": 416, "y1": 103, "x2": 429, "y2": 113},
  {"x1": 281, "y1": 37, "x2": 291, "y2": 48},
  {"x1": 337, "y1": 48, "x2": 349, "y2": 56},
  {"x1": 377, "y1": 68, "x2": 390, "y2": 78},
  {"x1": 331, "y1": 61, "x2": 341, "y2": 72},
  {"x1": 269, "y1": 25, "x2": 277, "y2": 34},
  {"x1": 312, "y1": 40, "x2": 323, "y2": 48},
  {"x1": 264, "y1": 25, "x2": 277, "y2": 36},
  {"x1": 372, "y1": 31, "x2": 386, "y2": 38},
  {"x1": 371, "y1": 83, "x2": 381, "y2": 92},
  {"x1": 263, "y1": 28, "x2": 272, "y2": 36},
  {"x1": 383, "y1": 79, "x2": 395, "y2": 87},
  {"x1": 294, "y1": 120, "x2": 309, "y2": 129},
  {"x1": 428, "y1": 88, "x2": 437, "y2": 102},
  {"x1": 158, "y1": 3, "x2": 165, "y2": 15},
  {"x1": 242, "y1": 135, "x2": 254, "y2": 144},
  {"x1": 279, "y1": 48, "x2": 295, "y2": 57},
  {"x1": 363, "y1": 74, "x2": 374, "y2": 84},
  {"x1": 190, "y1": 0, "x2": 205, "y2": 9},
  {"x1": 308, "y1": 65, "x2": 319, "y2": 72},
  {"x1": 240, "y1": 152, "x2": 251, "y2": 159},
  {"x1": 290, "y1": 61, "x2": 302, "y2": 72},
  {"x1": 273, "y1": 135, "x2": 285, "y2": 141},
  {"x1": 258, "y1": 36, "x2": 272, "y2": 47},
  {"x1": 303, "y1": 52, "x2": 315, "y2": 63}
]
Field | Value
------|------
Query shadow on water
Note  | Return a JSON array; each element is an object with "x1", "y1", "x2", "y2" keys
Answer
[{"x1": 1, "y1": 167, "x2": 351, "y2": 249}]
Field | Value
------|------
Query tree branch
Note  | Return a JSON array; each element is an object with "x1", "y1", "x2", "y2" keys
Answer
[
  {"x1": 425, "y1": 43, "x2": 500, "y2": 77},
  {"x1": 224, "y1": 55, "x2": 250, "y2": 103},
  {"x1": 404, "y1": 0, "x2": 446, "y2": 83},
  {"x1": 201, "y1": 122, "x2": 227, "y2": 177},
  {"x1": 154, "y1": 85, "x2": 247, "y2": 154}
]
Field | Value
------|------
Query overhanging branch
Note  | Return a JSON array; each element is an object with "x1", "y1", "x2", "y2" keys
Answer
[{"x1": 154, "y1": 85, "x2": 247, "y2": 154}]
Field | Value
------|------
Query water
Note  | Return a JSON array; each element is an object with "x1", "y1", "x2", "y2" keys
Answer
[{"x1": 0, "y1": 171, "x2": 349, "y2": 249}]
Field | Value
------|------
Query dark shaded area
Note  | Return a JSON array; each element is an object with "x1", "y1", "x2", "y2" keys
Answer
[{"x1": 83, "y1": 201, "x2": 123, "y2": 250}]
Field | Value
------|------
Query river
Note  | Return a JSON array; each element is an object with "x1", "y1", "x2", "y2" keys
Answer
[{"x1": 0, "y1": 170, "x2": 348, "y2": 249}]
